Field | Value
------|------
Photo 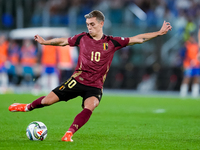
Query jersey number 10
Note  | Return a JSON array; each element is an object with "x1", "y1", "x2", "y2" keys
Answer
[{"x1": 91, "y1": 51, "x2": 101, "y2": 62}]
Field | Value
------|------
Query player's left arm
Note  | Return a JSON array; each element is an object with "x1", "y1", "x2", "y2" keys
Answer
[{"x1": 128, "y1": 21, "x2": 172, "y2": 46}]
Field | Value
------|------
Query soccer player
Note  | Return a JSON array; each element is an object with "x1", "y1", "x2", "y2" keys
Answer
[
  {"x1": 180, "y1": 33, "x2": 200, "y2": 98},
  {"x1": 9, "y1": 10, "x2": 172, "y2": 142}
]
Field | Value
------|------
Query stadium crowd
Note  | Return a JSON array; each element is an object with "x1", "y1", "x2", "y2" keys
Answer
[
  {"x1": 0, "y1": 0, "x2": 200, "y2": 95},
  {"x1": 0, "y1": 34, "x2": 78, "y2": 94},
  {"x1": 0, "y1": 0, "x2": 199, "y2": 29},
  {"x1": 29, "y1": 0, "x2": 200, "y2": 31}
]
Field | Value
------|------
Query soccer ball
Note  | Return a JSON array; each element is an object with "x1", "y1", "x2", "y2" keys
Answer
[{"x1": 26, "y1": 121, "x2": 47, "y2": 141}]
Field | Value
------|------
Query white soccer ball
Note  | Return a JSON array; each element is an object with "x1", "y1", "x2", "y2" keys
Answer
[{"x1": 26, "y1": 121, "x2": 47, "y2": 141}]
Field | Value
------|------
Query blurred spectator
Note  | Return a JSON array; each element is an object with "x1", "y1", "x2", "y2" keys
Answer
[
  {"x1": 75, "y1": 0, "x2": 92, "y2": 25},
  {"x1": 173, "y1": 9, "x2": 187, "y2": 33},
  {"x1": 40, "y1": 44, "x2": 59, "y2": 94},
  {"x1": 31, "y1": 1, "x2": 46, "y2": 26},
  {"x1": 7, "y1": 40, "x2": 20, "y2": 85},
  {"x1": 57, "y1": 45, "x2": 78, "y2": 84},
  {"x1": 154, "y1": 0, "x2": 167, "y2": 26},
  {"x1": 183, "y1": 17, "x2": 197, "y2": 42},
  {"x1": 49, "y1": 0, "x2": 69, "y2": 26},
  {"x1": 19, "y1": 39, "x2": 38, "y2": 88},
  {"x1": 109, "y1": 0, "x2": 124, "y2": 25},
  {"x1": 0, "y1": 34, "x2": 9, "y2": 93},
  {"x1": 180, "y1": 33, "x2": 200, "y2": 98}
]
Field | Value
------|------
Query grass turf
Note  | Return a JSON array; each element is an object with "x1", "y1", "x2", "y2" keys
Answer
[{"x1": 0, "y1": 94, "x2": 200, "y2": 150}]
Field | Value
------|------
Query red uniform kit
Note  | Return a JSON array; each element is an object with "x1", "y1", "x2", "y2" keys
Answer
[{"x1": 68, "y1": 32, "x2": 129, "y2": 89}]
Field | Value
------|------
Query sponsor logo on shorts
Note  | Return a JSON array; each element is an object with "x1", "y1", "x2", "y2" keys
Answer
[{"x1": 59, "y1": 85, "x2": 65, "y2": 91}]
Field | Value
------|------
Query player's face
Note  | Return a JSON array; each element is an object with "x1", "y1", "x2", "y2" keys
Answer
[{"x1": 86, "y1": 17, "x2": 103, "y2": 37}]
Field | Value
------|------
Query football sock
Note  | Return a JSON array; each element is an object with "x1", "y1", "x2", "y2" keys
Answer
[
  {"x1": 27, "y1": 96, "x2": 45, "y2": 111},
  {"x1": 68, "y1": 108, "x2": 92, "y2": 134}
]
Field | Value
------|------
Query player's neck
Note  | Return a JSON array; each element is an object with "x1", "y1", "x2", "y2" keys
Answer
[{"x1": 91, "y1": 32, "x2": 104, "y2": 41}]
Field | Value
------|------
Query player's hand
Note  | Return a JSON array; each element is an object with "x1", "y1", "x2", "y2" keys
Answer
[
  {"x1": 34, "y1": 34, "x2": 45, "y2": 44},
  {"x1": 159, "y1": 21, "x2": 172, "y2": 35}
]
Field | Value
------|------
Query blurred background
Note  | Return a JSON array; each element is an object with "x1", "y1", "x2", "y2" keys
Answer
[{"x1": 0, "y1": 0, "x2": 200, "y2": 95}]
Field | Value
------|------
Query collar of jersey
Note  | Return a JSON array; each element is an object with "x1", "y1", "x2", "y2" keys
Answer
[{"x1": 87, "y1": 33, "x2": 105, "y2": 40}]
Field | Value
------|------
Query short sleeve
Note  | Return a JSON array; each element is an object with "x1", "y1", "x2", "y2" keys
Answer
[
  {"x1": 111, "y1": 37, "x2": 129, "y2": 50},
  {"x1": 68, "y1": 32, "x2": 86, "y2": 46}
]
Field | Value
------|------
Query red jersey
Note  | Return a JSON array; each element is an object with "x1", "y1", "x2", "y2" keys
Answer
[{"x1": 68, "y1": 32, "x2": 129, "y2": 89}]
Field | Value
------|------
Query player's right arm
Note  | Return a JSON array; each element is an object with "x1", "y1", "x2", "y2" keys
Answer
[{"x1": 34, "y1": 34, "x2": 69, "y2": 46}]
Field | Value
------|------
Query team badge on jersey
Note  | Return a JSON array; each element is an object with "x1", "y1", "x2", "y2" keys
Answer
[{"x1": 103, "y1": 43, "x2": 108, "y2": 50}]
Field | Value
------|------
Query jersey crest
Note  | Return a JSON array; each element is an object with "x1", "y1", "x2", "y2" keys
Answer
[{"x1": 103, "y1": 43, "x2": 108, "y2": 50}]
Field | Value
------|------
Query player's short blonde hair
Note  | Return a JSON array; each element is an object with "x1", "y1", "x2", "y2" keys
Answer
[{"x1": 84, "y1": 10, "x2": 105, "y2": 22}]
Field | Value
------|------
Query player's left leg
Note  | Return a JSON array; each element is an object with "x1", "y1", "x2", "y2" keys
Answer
[{"x1": 62, "y1": 96, "x2": 99, "y2": 142}]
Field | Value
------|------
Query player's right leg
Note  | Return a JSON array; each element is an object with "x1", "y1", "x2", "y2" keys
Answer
[{"x1": 8, "y1": 91, "x2": 59, "y2": 112}]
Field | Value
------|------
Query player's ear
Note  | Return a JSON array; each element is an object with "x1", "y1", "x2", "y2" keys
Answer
[{"x1": 100, "y1": 21, "x2": 104, "y2": 27}]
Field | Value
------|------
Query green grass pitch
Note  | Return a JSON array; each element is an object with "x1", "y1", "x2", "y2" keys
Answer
[{"x1": 0, "y1": 94, "x2": 200, "y2": 150}]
